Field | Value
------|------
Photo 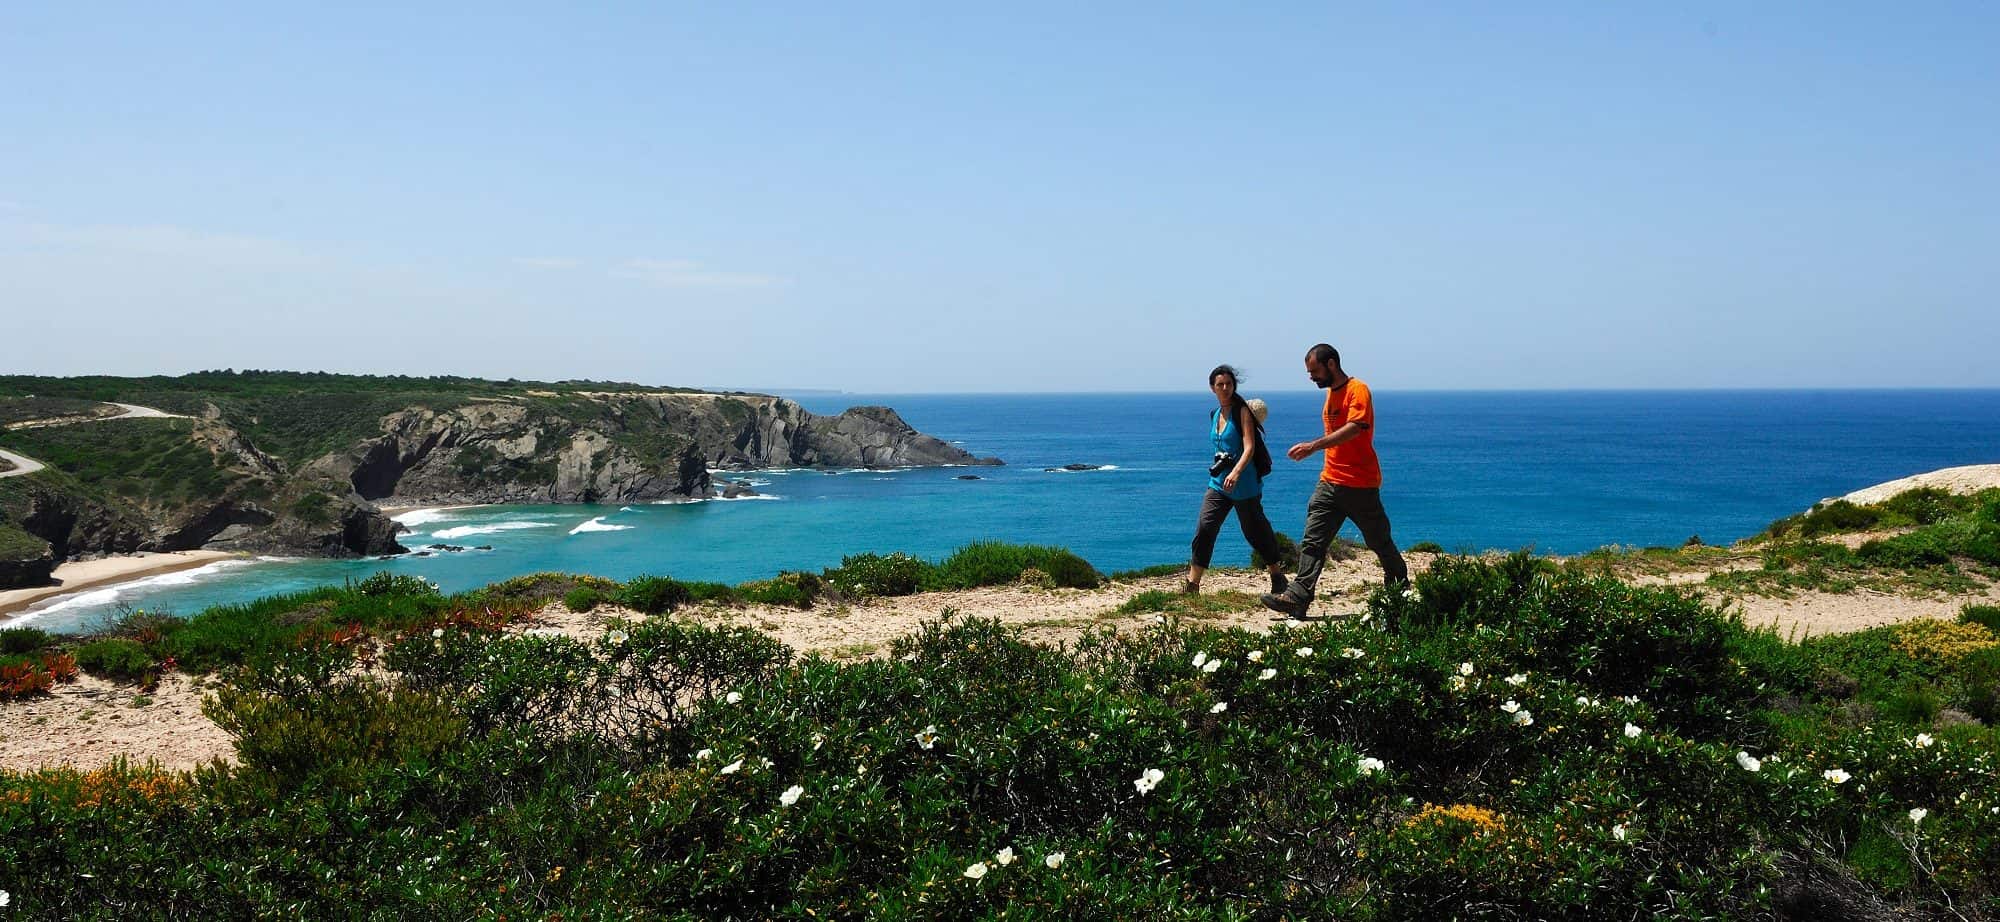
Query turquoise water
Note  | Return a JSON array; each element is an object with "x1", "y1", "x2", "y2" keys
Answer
[{"x1": 10, "y1": 389, "x2": 1998, "y2": 634}]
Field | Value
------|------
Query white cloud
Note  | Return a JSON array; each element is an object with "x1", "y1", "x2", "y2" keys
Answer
[
  {"x1": 20, "y1": 222, "x2": 322, "y2": 269},
  {"x1": 515, "y1": 257, "x2": 582, "y2": 270},
  {"x1": 612, "y1": 258, "x2": 783, "y2": 290}
]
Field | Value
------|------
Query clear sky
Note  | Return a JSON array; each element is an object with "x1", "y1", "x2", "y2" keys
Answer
[{"x1": 3, "y1": 3, "x2": 1995, "y2": 392}]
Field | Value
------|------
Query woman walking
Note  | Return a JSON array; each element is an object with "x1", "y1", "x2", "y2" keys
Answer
[{"x1": 1187, "y1": 365, "x2": 1287, "y2": 596}]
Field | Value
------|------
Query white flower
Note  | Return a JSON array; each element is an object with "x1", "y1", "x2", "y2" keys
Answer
[
  {"x1": 1909, "y1": 807, "x2": 1928, "y2": 825},
  {"x1": 1736, "y1": 751, "x2": 1762, "y2": 773},
  {"x1": 759, "y1": 757, "x2": 774, "y2": 770},
  {"x1": 1611, "y1": 823, "x2": 1628, "y2": 841},
  {"x1": 1210, "y1": 702, "x2": 1228, "y2": 714},
  {"x1": 1258, "y1": 668, "x2": 1277, "y2": 681},
  {"x1": 1447, "y1": 675, "x2": 1466, "y2": 691},
  {"x1": 1512, "y1": 710, "x2": 1534, "y2": 727},
  {"x1": 1620, "y1": 695, "x2": 1640, "y2": 705},
  {"x1": 811, "y1": 732, "x2": 826, "y2": 751},
  {"x1": 1624, "y1": 723, "x2": 1642, "y2": 739},
  {"x1": 431, "y1": 628, "x2": 444, "y2": 639},
  {"x1": 964, "y1": 861, "x2": 989, "y2": 880},
  {"x1": 1458, "y1": 662, "x2": 1475, "y2": 677},
  {"x1": 1246, "y1": 650, "x2": 1264, "y2": 662},
  {"x1": 1202, "y1": 659, "x2": 1221, "y2": 674},
  {"x1": 1342, "y1": 647, "x2": 1365, "y2": 660},
  {"x1": 1914, "y1": 733, "x2": 1935, "y2": 748},
  {"x1": 720, "y1": 759, "x2": 743, "y2": 775},
  {"x1": 1499, "y1": 700, "x2": 1522, "y2": 714},
  {"x1": 1134, "y1": 768, "x2": 1166, "y2": 794},
  {"x1": 725, "y1": 691, "x2": 743, "y2": 704},
  {"x1": 1822, "y1": 769, "x2": 1850, "y2": 784},
  {"x1": 1356, "y1": 756, "x2": 1385, "y2": 776},
  {"x1": 1295, "y1": 646, "x2": 1314, "y2": 658},
  {"x1": 606, "y1": 629, "x2": 629, "y2": 645},
  {"x1": 915, "y1": 725, "x2": 939, "y2": 750},
  {"x1": 995, "y1": 846, "x2": 1015, "y2": 866},
  {"x1": 1504, "y1": 673, "x2": 1527, "y2": 686},
  {"x1": 780, "y1": 785, "x2": 804, "y2": 806},
  {"x1": 1192, "y1": 651, "x2": 1209, "y2": 669},
  {"x1": 695, "y1": 748, "x2": 713, "y2": 761},
  {"x1": 0, "y1": 890, "x2": 8, "y2": 908},
  {"x1": 1044, "y1": 851, "x2": 1066, "y2": 869}
]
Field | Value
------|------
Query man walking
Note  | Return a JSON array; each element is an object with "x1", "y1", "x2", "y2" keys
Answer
[{"x1": 1261, "y1": 343, "x2": 1409, "y2": 618}]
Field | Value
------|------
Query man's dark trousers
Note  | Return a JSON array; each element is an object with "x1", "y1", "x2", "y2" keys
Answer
[{"x1": 1281, "y1": 481, "x2": 1409, "y2": 606}]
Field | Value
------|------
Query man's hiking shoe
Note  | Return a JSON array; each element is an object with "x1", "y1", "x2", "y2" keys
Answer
[
  {"x1": 1260, "y1": 592, "x2": 1307, "y2": 619},
  {"x1": 1181, "y1": 580, "x2": 1200, "y2": 595},
  {"x1": 1269, "y1": 572, "x2": 1289, "y2": 596}
]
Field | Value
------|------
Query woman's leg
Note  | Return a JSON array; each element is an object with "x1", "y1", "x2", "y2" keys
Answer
[
  {"x1": 1235, "y1": 495, "x2": 1288, "y2": 594},
  {"x1": 1188, "y1": 489, "x2": 1231, "y2": 591}
]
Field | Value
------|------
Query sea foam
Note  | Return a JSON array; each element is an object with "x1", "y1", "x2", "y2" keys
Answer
[
  {"x1": 431, "y1": 522, "x2": 556, "y2": 540},
  {"x1": 570, "y1": 516, "x2": 635, "y2": 534}
]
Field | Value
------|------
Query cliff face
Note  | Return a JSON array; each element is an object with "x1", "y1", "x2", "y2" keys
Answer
[
  {"x1": 0, "y1": 390, "x2": 992, "y2": 581},
  {"x1": 319, "y1": 394, "x2": 998, "y2": 508}
]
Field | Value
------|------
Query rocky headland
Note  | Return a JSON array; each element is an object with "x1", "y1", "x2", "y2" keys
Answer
[{"x1": 0, "y1": 374, "x2": 998, "y2": 587}]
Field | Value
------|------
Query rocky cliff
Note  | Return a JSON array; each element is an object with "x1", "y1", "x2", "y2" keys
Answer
[{"x1": 0, "y1": 387, "x2": 995, "y2": 582}]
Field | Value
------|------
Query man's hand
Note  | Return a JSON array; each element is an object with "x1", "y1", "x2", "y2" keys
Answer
[{"x1": 1287, "y1": 441, "x2": 1317, "y2": 462}]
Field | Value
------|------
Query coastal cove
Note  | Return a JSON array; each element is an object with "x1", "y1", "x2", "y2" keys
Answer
[{"x1": 7, "y1": 389, "x2": 1998, "y2": 633}]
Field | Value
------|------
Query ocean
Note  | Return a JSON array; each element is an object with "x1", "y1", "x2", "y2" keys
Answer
[{"x1": 9, "y1": 389, "x2": 1998, "y2": 634}]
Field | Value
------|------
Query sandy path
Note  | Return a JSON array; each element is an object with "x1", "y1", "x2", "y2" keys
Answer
[{"x1": 0, "y1": 449, "x2": 42, "y2": 479}]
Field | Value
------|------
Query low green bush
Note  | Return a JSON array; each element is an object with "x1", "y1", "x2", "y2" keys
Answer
[
  {"x1": 924, "y1": 542, "x2": 1100, "y2": 591},
  {"x1": 72, "y1": 638, "x2": 156, "y2": 682},
  {"x1": 1250, "y1": 531, "x2": 1300, "y2": 571},
  {"x1": 1107, "y1": 562, "x2": 1188, "y2": 580},
  {"x1": 825, "y1": 552, "x2": 926, "y2": 597},
  {"x1": 563, "y1": 586, "x2": 602, "y2": 613},
  {"x1": 738, "y1": 572, "x2": 821, "y2": 609},
  {"x1": 1407, "y1": 540, "x2": 1446, "y2": 554},
  {"x1": 1962, "y1": 603, "x2": 2000, "y2": 635},
  {"x1": 617, "y1": 575, "x2": 694, "y2": 614},
  {"x1": 0, "y1": 627, "x2": 52, "y2": 655}
]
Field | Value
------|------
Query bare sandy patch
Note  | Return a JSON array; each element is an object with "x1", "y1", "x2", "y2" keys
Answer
[{"x1": 0, "y1": 672, "x2": 232, "y2": 772}]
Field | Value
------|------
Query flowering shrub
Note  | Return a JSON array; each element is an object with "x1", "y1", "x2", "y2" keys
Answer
[{"x1": 3, "y1": 556, "x2": 1999, "y2": 918}]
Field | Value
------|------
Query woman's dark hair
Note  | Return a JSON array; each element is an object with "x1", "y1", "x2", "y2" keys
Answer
[
  {"x1": 1209, "y1": 365, "x2": 1271, "y2": 476},
  {"x1": 1208, "y1": 365, "x2": 1256, "y2": 432}
]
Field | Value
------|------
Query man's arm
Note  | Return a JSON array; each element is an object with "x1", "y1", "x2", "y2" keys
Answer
[{"x1": 1287, "y1": 421, "x2": 1368, "y2": 462}]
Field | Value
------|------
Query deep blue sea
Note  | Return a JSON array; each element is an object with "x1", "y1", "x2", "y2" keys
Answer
[{"x1": 9, "y1": 390, "x2": 1997, "y2": 634}]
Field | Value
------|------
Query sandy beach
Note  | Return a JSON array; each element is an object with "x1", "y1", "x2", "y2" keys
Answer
[{"x1": 0, "y1": 551, "x2": 237, "y2": 618}]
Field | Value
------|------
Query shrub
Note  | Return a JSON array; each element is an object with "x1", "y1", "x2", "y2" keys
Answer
[
  {"x1": 1407, "y1": 540, "x2": 1446, "y2": 554},
  {"x1": 72, "y1": 638, "x2": 157, "y2": 683},
  {"x1": 473, "y1": 572, "x2": 620, "y2": 608},
  {"x1": 563, "y1": 586, "x2": 602, "y2": 613},
  {"x1": 1250, "y1": 531, "x2": 1300, "y2": 571},
  {"x1": 1962, "y1": 604, "x2": 2000, "y2": 635},
  {"x1": 0, "y1": 661, "x2": 52, "y2": 699},
  {"x1": 0, "y1": 626, "x2": 52, "y2": 655},
  {"x1": 618, "y1": 575, "x2": 694, "y2": 614},
  {"x1": 739, "y1": 572, "x2": 821, "y2": 609},
  {"x1": 826, "y1": 552, "x2": 927, "y2": 597},
  {"x1": 924, "y1": 542, "x2": 1100, "y2": 591}
]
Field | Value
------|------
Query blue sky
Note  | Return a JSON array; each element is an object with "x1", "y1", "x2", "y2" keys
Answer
[{"x1": 3, "y1": 3, "x2": 1995, "y2": 392}]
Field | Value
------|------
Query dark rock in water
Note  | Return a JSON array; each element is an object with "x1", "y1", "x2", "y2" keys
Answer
[
  {"x1": 425, "y1": 544, "x2": 469, "y2": 553},
  {"x1": 474, "y1": 545, "x2": 493, "y2": 551},
  {"x1": 412, "y1": 551, "x2": 434, "y2": 558},
  {"x1": 722, "y1": 480, "x2": 760, "y2": 499},
  {"x1": 1044, "y1": 464, "x2": 1103, "y2": 472},
  {"x1": 955, "y1": 475, "x2": 982, "y2": 480}
]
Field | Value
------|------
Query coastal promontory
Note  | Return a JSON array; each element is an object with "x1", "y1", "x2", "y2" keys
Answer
[{"x1": 0, "y1": 372, "x2": 998, "y2": 586}]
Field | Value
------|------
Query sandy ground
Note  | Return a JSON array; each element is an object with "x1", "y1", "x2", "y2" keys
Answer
[
  {"x1": 1836, "y1": 463, "x2": 2000, "y2": 505},
  {"x1": 0, "y1": 551, "x2": 237, "y2": 618}
]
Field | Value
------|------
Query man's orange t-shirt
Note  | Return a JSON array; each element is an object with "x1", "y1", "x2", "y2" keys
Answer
[{"x1": 1321, "y1": 378, "x2": 1383, "y2": 487}]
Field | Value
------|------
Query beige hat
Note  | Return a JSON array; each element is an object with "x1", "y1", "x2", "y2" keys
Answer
[{"x1": 1246, "y1": 398, "x2": 1268, "y2": 424}]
